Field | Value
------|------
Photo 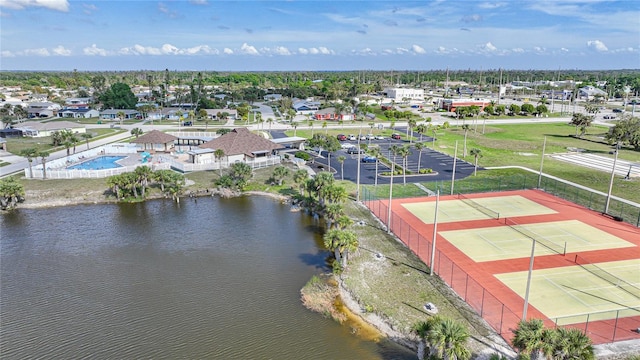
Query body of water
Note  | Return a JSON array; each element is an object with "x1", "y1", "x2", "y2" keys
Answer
[
  {"x1": 1, "y1": 196, "x2": 413, "y2": 359},
  {"x1": 67, "y1": 155, "x2": 125, "y2": 170}
]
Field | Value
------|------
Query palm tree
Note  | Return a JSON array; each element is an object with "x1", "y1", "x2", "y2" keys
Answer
[
  {"x1": 130, "y1": 128, "x2": 143, "y2": 138},
  {"x1": 293, "y1": 169, "x2": 309, "y2": 195},
  {"x1": 38, "y1": 150, "x2": 50, "y2": 180},
  {"x1": 134, "y1": 165, "x2": 153, "y2": 197},
  {"x1": 323, "y1": 203, "x2": 344, "y2": 229},
  {"x1": 214, "y1": 149, "x2": 225, "y2": 176},
  {"x1": 416, "y1": 123, "x2": 428, "y2": 141},
  {"x1": 19, "y1": 147, "x2": 38, "y2": 178},
  {"x1": 337, "y1": 155, "x2": 346, "y2": 180},
  {"x1": 551, "y1": 327, "x2": 595, "y2": 360},
  {"x1": 408, "y1": 118, "x2": 417, "y2": 143},
  {"x1": 322, "y1": 121, "x2": 328, "y2": 134},
  {"x1": 470, "y1": 148, "x2": 482, "y2": 176},
  {"x1": 398, "y1": 145, "x2": 412, "y2": 185},
  {"x1": 511, "y1": 319, "x2": 546, "y2": 360},
  {"x1": 368, "y1": 147, "x2": 382, "y2": 186},
  {"x1": 414, "y1": 316, "x2": 441, "y2": 359},
  {"x1": 0, "y1": 177, "x2": 25, "y2": 210},
  {"x1": 323, "y1": 228, "x2": 344, "y2": 265},
  {"x1": 272, "y1": 165, "x2": 289, "y2": 186},
  {"x1": 324, "y1": 184, "x2": 347, "y2": 204},
  {"x1": 415, "y1": 142, "x2": 425, "y2": 173},
  {"x1": 312, "y1": 171, "x2": 335, "y2": 206},
  {"x1": 81, "y1": 133, "x2": 93, "y2": 150},
  {"x1": 427, "y1": 317, "x2": 471, "y2": 360},
  {"x1": 338, "y1": 230, "x2": 358, "y2": 267},
  {"x1": 461, "y1": 124, "x2": 470, "y2": 157}
]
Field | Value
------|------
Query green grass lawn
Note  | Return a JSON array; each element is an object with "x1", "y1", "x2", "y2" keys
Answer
[{"x1": 6, "y1": 129, "x2": 125, "y2": 155}]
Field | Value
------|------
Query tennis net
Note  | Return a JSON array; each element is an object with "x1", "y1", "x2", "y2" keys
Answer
[
  {"x1": 504, "y1": 217, "x2": 566, "y2": 255},
  {"x1": 457, "y1": 193, "x2": 500, "y2": 220},
  {"x1": 574, "y1": 255, "x2": 640, "y2": 299}
]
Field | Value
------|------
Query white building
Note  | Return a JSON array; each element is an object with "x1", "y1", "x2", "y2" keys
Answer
[{"x1": 383, "y1": 88, "x2": 424, "y2": 102}]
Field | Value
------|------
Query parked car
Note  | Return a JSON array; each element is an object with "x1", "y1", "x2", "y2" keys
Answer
[
  {"x1": 347, "y1": 147, "x2": 364, "y2": 154},
  {"x1": 603, "y1": 114, "x2": 616, "y2": 119},
  {"x1": 347, "y1": 135, "x2": 357, "y2": 141},
  {"x1": 375, "y1": 135, "x2": 385, "y2": 140},
  {"x1": 341, "y1": 143, "x2": 354, "y2": 149},
  {"x1": 359, "y1": 135, "x2": 367, "y2": 141},
  {"x1": 182, "y1": 121, "x2": 193, "y2": 126},
  {"x1": 365, "y1": 134, "x2": 375, "y2": 140},
  {"x1": 391, "y1": 133, "x2": 402, "y2": 140},
  {"x1": 362, "y1": 156, "x2": 377, "y2": 163},
  {"x1": 337, "y1": 134, "x2": 347, "y2": 141},
  {"x1": 612, "y1": 108, "x2": 624, "y2": 113}
]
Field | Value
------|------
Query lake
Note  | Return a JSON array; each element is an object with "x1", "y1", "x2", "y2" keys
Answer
[{"x1": 0, "y1": 196, "x2": 413, "y2": 359}]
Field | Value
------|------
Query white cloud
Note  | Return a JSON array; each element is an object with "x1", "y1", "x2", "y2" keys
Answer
[
  {"x1": 1, "y1": 50, "x2": 15, "y2": 57},
  {"x1": 480, "y1": 42, "x2": 497, "y2": 52},
  {"x1": 353, "y1": 48, "x2": 375, "y2": 56},
  {"x1": 512, "y1": 48, "x2": 525, "y2": 53},
  {"x1": 478, "y1": 2, "x2": 507, "y2": 9},
  {"x1": 412, "y1": 44, "x2": 426, "y2": 54},
  {"x1": 158, "y1": 2, "x2": 178, "y2": 18},
  {"x1": 223, "y1": 48, "x2": 233, "y2": 54},
  {"x1": 52, "y1": 45, "x2": 71, "y2": 56},
  {"x1": 587, "y1": 40, "x2": 608, "y2": 52},
  {"x1": 317, "y1": 47, "x2": 333, "y2": 55},
  {"x1": 117, "y1": 43, "x2": 218, "y2": 56},
  {"x1": 82, "y1": 3, "x2": 97, "y2": 14},
  {"x1": 182, "y1": 45, "x2": 217, "y2": 55},
  {"x1": 0, "y1": 0, "x2": 69, "y2": 12},
  {"x1": 272, "y1": 46, "x2": 291, "y2": 55},
  {"x1": 189, "y1": 0, "x2": 208, "y2": 5},
  {"x1": 24, "y1": 48, "x2": 50, "y2": 56},
  {"x1": 298, "y1": 48, "x2": 309, "y2": 55},
  {"x1": 240, "y1": 43, "x2": 259, "y2": 55},
  {"x1": 460, "y1": 14, "x2": 482, "y2": 23},
  {"x1": 83, "y1": 44, "x2": 108, "y2": 56},
  {"x1": 560, "y1": 47, "x2": 569, "y2": 52}
]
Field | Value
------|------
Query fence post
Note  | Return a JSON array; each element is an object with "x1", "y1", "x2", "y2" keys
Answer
[
  {"x1": 464, "y1": 274, "x2": 469, "y2": 301},
  {"x1": 500, "y1": 304, "x2": 505, "y2": 334},
  {"x1": 480, "y1": 289, "x2": 485, "y2": 316}
]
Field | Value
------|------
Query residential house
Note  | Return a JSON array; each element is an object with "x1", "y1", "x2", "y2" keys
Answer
[
  {"x1": 100, "y1": 109, "x2": 140, "y2": 120},
  {"x1": 26, "y1": 102, "x2": 62, "y2": 118},
  {"x1": 263, "y1": 94, "x2": 282, "y2": 102},
  {"x1": 193, "y1": 128, "x2": 284, "y2": 165},
  {"x1": 13, "y1": 121, "x2": 86, "y2": 137},
  {"x1": 58, "y1": 109, "x2": 100, "y2": 119},
  {"x1": 204, "y1": 109, "x2": 238, "y2": 121},
  {"x1": 314, "y1": 107, "x2": 355, "y2": 121},
  {"x1": 292, "y1": 100, "x2": 320, "y2": 114},
  {"x1": 65, "y1": 97, "x2": 92, "y2": 106}
]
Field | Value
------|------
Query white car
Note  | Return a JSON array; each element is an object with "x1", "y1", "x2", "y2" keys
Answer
[
  {"x1": 375, "y1": 135, "x2": 385, "y2": 140},
  {"x1": 341, "y1": 143, "x2": 354, "y2": 149},
  {"x1": 347, "y1": 135, "x2": 356, "y2": 141}
]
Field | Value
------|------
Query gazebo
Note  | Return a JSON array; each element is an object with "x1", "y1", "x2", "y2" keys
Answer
[{"x1": 130, "y1": 130, "x2": 178, "y2": 153}]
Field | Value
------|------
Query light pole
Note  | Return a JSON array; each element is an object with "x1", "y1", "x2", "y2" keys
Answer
[
  {"x1": 356, "y1": 135, "x2": 361, "y2": 202},
  {"x1": 538, "y1": 136, "x2": 547, "y2": 188},
  {"x1": 605, "y1": 145, "x2": 619, "y2": 213},
  {"x1": 522, "y1": 238, "x2": 537, "y2": 320},
  {"x1": 450, "y1": 141, "x2": 458, "y2": 195},
  {"x1": 430, "y1": 189, "x2": 440, "y2": 276},
  {"x1": 386, "y1": 160, "x2": 395, "y2": 234}
]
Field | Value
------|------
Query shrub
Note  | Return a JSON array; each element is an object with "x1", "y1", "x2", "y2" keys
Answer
[
  {"x1": 419, "y1": 168, "x2": 433, "y2": 174},
  {"x1": 295, "y1": 151, "x2": 312, "y2": 161}
]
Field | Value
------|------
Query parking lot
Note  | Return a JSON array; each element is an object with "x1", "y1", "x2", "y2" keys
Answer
[{"x1": 270, "y1": 130, "x2": 477, "y2": 185}]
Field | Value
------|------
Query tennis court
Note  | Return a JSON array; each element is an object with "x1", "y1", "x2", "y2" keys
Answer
[
  {"x1": 401, "y1": 195, "x2": 557, "y2": 224},
  {"x1": 367, "y1": 189, "x2": 640, "y2": 344},
  {"x1": 439, "y1": 220, "x2": 635, "y2": 262},
  {"x1": 496, "y1": 259, "x2": 640, "y2": 325}
]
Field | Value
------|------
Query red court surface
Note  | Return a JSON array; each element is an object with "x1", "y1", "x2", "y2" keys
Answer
[{"x1": 365, "y1": 189, "x2": 640, "y2": 345}]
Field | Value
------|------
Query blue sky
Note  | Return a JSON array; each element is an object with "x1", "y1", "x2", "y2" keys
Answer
[{"x1": 1, "y1": 0, "x2": 638, "y2": 71}]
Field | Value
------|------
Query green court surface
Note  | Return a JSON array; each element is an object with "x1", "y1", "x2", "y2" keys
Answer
[
  {"x1": 402, "y1": 195, "x2": 557, "y2": 224},
  {"x1": 496, "y1": 259, "x2": 640, "y2": 325},
  {"x1": 439, "y1": 220, "x2": 635, "y2": 262}
]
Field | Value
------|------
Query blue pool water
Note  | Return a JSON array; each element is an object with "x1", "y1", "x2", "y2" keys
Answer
[{"x1": 67, "y1": 156, "x2": 126, "y2": 170}]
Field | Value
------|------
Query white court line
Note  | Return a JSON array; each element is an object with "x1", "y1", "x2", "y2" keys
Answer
[
  {"x1": 478, "y1": 233, "x2": 506, "y2": 253},
  {"x1": 542, "y1": 275, "x2": 593, "y2": 308}
]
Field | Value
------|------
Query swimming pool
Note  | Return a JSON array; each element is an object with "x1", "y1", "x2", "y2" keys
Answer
[{"x1": 67, "y1": 156, "x2": 126, "y2": 170}]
